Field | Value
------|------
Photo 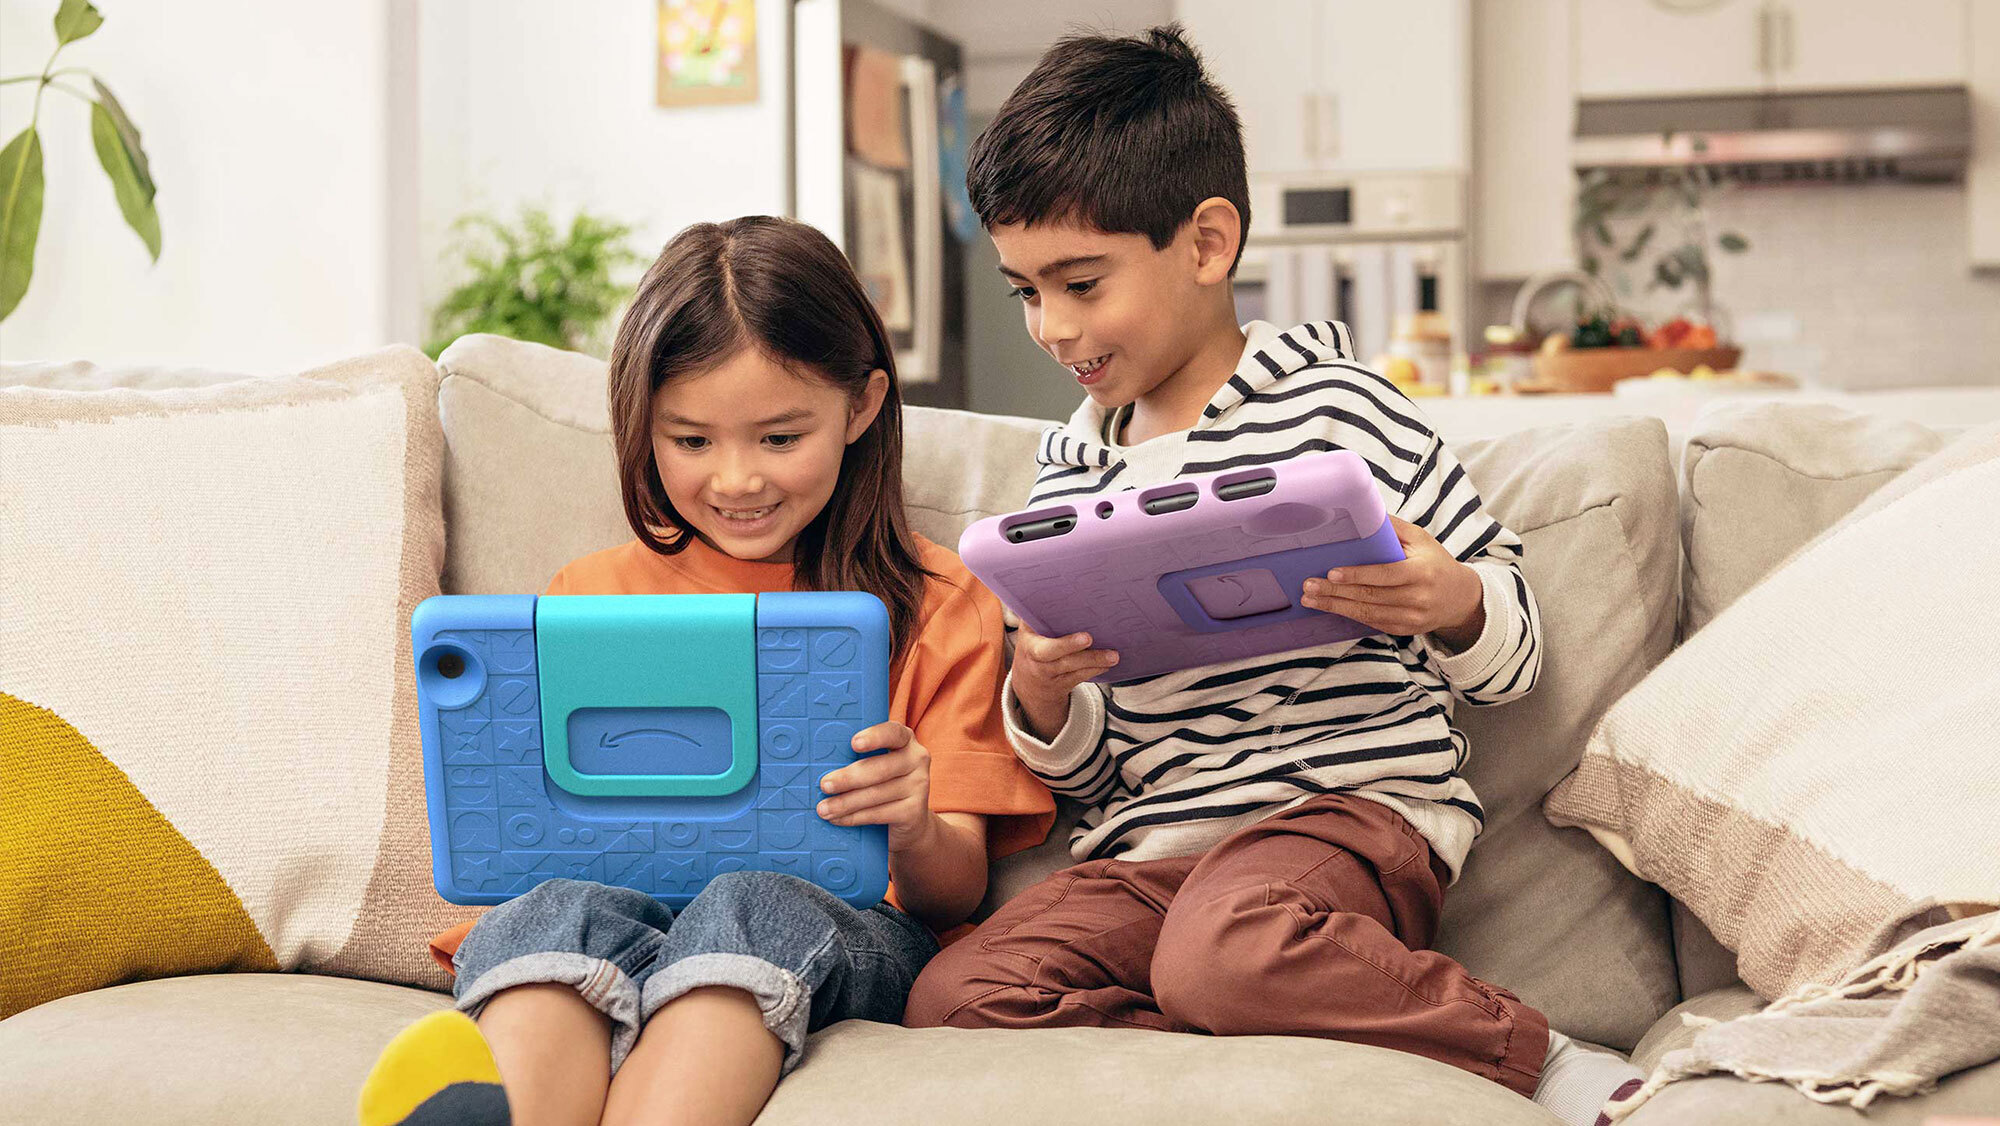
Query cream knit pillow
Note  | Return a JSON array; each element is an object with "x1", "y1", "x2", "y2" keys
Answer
[
  {"x1": 1, "y1": 347, "x2": 476, "y2": 1017},
  {"x1": 1547, "y1": 424, "x2": 2000, "y2": 999}
]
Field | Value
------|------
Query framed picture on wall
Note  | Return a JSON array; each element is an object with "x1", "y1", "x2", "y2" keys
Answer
[{"x1": 657, "y1": 0, "x2": 759, "y2": 107}]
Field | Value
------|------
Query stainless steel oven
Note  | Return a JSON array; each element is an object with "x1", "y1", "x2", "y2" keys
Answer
[{"x1": 1234, "y1": 170, "x2": 1468, "y2": 366}]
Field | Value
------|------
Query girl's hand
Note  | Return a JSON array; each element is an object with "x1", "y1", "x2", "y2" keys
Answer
[
  {"x1": 818, "y1": 721, "x2": 936, "y2": 852},
  {"x1": 1011, "y1": 625, "x2": 1117, "y2": 742},
  {"x1": 1300, "y1": 515, "x2": 1486, "y2": 651}
]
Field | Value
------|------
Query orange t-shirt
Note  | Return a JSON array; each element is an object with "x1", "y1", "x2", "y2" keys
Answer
[{"x1": 426, "y1": 533, "x2": 1054, "y2": 968}]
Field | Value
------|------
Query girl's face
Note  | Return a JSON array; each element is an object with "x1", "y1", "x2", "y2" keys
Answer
[{"x1": 650, "y1": 347, "x2": 887, "y2": 564}]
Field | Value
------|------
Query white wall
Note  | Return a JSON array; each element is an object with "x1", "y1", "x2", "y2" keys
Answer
[
  {"x1": 0, "y1": 1, "x2": 401, "y2": 373},
  {"x1": 928, "y1": 0, "x2": 1172, "y2": 114},
  {"x1": 418, "y1": 0, "x2": 793, "y2": 350}
]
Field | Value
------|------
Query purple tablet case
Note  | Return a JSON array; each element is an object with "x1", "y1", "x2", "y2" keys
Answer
[{"x1": 957, "y1": 450, "x2": 1406, "y2": 684}]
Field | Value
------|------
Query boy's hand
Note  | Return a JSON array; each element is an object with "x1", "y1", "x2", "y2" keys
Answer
[
  {"x1": 818, "y1": 722, "x2": 936, "y2": 852},
  {"x1": 1300, "y1": 515, "x2": 1486, "y2": 651},
  {"x1": 1012, "y1": 625, "x2": 1117, "y2": 743}
]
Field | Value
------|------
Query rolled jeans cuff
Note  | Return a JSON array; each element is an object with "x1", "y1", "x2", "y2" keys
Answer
[{"x1": 640, "y1": 950, "x2": 821, "y2": 1074}]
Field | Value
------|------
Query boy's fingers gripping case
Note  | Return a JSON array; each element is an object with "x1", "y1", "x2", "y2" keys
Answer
[{"x1": 412, "y1": 593, "x2": 892, "y2": 908}]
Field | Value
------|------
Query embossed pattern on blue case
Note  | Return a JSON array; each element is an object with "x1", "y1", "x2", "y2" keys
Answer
[{"x1": 413, "y1": 592, "x2": 892, "y2": 909}]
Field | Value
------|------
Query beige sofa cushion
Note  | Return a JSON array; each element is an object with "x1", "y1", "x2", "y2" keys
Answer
[
  {"x1": 433, "y1": 335, "x2": 630, "y2": 595},
  {"x1": 0, "y1": 349, "x2": 477, "y2": 1016},
  {"x1": 1679, "y1": 402, "x2": 1946, "y2": 635},
  {"x1": 1435, "y1": 419, "x2": 1683, "y2": 1052},
  {"x1": 0, "y1": 975, "x2": 453, "y2": 1126},
  {"x1": 0, "y1": 974, "x2": 1552, "y2": 1126}
]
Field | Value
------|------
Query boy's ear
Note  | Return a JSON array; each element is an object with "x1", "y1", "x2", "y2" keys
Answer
[
  {"x1": 1188, "y1": 197, "x2": 1242, "y2": 286},
  {"x1": 846, "y1": 369, "x2": 891, "y2": 443}
]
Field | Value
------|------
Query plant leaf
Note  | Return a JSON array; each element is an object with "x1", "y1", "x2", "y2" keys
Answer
[
  {"x1": 90, "y1": 78, "x2": 153, "y2": 193},
  {"x1": 90, "y1": 101, "x2": 161, "y2": 260},
  {"x1": 1, "y1": 127, "x2": 44, "y2": 321},
  {"x1": 54, "y1": 0, "x2": 103, "y2": 44},
  {"x1": 1676, "y1": 244, "x2": 1709, "y2": 282},
  {"x1": 1620, "y1": 222, "x2": 1656, "y2": 262},
  {"x1": 1718, "y1": 232, "x2": 1749, "y2": 253}
]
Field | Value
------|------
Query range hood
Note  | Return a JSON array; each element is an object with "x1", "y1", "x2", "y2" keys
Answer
[{"x1": 1572, "y1": 86, "x2": 1971, "y2": 184}]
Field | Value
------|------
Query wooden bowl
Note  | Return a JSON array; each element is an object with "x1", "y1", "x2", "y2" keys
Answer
[{"x1": 1533, "y1": 346, "x2": 1743, "y2": 393}]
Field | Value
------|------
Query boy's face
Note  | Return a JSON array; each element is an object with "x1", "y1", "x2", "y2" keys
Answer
[{"x1": 991, "y1": 219, "x2": 1210, "y2": 410}]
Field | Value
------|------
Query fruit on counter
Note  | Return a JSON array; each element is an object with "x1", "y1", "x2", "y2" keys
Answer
[
  {"x1": 1568, "y1": 314, "x2": 1652, "y2": 349},
  {"x1": 1645, "y1": 316, "x2": 1719, "y2": 349},
  {"x1": 1570, "y1": 314, "x2": 1615, "y2": 348},
  {"x1": 1379, "y1": 355, "x2": 1421, "y2": 385},
  {"x1": 1560, "y1": 313, "x2": 1725, "y2": 350},
  {"x1": 1539, "y1": 331, "x2": 1570, "y2": 356}
]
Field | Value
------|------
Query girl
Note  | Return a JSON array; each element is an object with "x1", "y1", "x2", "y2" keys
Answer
[{"x1": 360, "y1": 216, "x2": 1053, "y2": 1126}]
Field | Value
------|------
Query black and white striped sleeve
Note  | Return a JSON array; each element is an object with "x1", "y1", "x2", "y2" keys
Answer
[
  {"x1": 1394, "y1": 431, "x2": 1542, "y2": 706},
  {"x1": 1000, "y1": 673, "x2": 1119, "y2": 803}
]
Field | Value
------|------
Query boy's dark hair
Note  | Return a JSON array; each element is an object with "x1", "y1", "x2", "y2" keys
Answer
[
  {"x1": 606, "y1": 216, "x2": 934, "y2": 663},
  {"x1": 967, "y1": 23, "x2": 1250, "y2": 272}
]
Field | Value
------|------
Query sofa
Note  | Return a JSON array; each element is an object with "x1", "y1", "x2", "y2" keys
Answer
[{"x1": 3, "y1": 335, "x2": 1996, "y2": 1125}]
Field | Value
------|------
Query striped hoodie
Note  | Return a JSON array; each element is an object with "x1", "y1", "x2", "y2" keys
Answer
[{"x1": 1001, "y1": 320, "x2": 1542, "y2": 879}]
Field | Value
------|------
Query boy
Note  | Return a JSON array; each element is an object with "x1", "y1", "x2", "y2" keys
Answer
[{"x1": 901, "y1": 25, "x2": 1644, "y2": 1126}]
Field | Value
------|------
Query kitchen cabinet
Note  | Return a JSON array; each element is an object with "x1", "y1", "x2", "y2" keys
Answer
[
  {"x1": 1473, "y1": 0, "x2": 1575, "y2": 279},
  {"x1": 1475, "y1": 0, "x2": 1996, "y2": 277},
  {"x1": 1577, "y1": 0, "x2": 1967, "y2": 99},
  {"x1": 1973, "y1": 0, "x2": 2000, "y2": 268},
  {"x1": 1776, "y1": 0, "x2": 1967, "y2": 91},
  {"x1": 1176, "y1": 0, "x2": 1320, "y2": 173},
  {"x1": 1175, "y1": 0, "x2": 1469, "y2": 174},
  {"x1": 1575, "y1": 0, "x2": 1764, "y2": 98}
]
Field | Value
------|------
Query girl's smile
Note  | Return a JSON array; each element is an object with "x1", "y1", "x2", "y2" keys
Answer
[{"x1": 651, "y1": 346, "x2": 884, "y2": 564}]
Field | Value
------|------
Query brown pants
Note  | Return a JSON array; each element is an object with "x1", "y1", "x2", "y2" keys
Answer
[{"x1": 904, "y1": 793, "x2": 1549, "y2": 1098}]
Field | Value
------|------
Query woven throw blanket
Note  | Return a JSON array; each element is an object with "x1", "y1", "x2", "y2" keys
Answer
[{"x1": 1609, "y1": 913, "x2": 2000, "y2": 1118}]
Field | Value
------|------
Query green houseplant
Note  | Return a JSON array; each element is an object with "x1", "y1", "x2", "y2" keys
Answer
[
  {"x1": 1573, "y1": 134, "x2": 1749, "y2": 331},
  {"x1": 1, "y1": 0, "x2": 160, "y2": 322},
  {"x1": 425, "y1": 205, "x2": 645, "y2": 359}
]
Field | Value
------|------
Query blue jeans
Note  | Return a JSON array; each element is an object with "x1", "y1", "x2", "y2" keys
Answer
[{"x1": 451, "y1": 872, "x2": 939, "y2": 1073}]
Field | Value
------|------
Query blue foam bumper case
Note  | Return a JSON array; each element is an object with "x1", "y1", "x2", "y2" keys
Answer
[{"x1": 413, "y1": 592, "x2": 892, "y2": 908}]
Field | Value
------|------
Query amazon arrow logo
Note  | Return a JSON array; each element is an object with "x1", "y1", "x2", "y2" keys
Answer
[{"x1": 599, "y1": 729, "x2": 702, "y2": 749}]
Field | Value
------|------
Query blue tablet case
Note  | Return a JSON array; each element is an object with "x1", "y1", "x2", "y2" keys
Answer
[{"x1": 413, "y1": 592, "x2": 892, "y2": 908}]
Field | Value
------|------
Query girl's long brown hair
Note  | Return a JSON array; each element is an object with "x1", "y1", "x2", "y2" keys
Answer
[{"x1": 606, "y1": 216, "x2": 935, "y2": 663}]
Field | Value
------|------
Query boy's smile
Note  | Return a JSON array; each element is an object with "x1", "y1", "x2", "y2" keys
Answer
[{"x1": 990, "y1": 206, "x2": 1247, "y2": 441}]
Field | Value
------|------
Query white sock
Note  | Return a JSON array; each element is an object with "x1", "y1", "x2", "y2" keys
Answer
[{"x1": 1530, "y1": 1031, "x2": 1646, "y2": 1126}]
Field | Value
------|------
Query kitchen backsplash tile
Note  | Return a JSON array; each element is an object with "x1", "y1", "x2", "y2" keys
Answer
[{"x1": 1480, "y1": 182, "x2": 2000, "y2": 388}]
